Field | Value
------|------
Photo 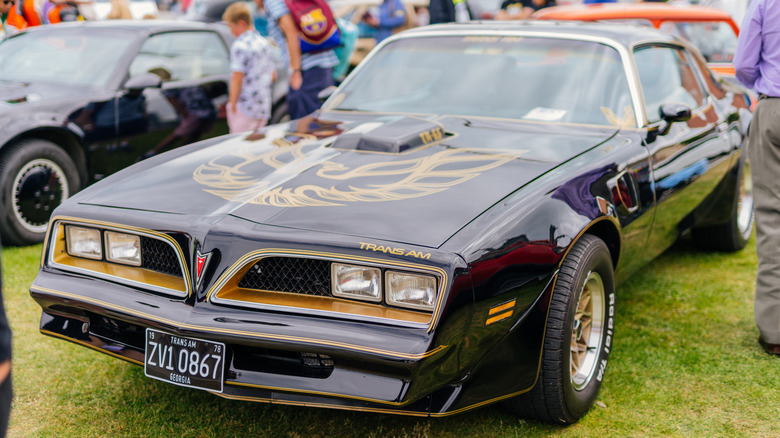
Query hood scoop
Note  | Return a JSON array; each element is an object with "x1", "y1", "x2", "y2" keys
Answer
[{"x1": 330, "y1": 116, "x2": 448, "y2": 153}]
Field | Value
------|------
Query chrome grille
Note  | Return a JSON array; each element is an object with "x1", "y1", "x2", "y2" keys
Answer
[
  {"x1": 238, "y1": 257, "x2": 331, "y2": 296},
  {"x1": 141, "y1": 237, "x2": 182, "y2": 277}
]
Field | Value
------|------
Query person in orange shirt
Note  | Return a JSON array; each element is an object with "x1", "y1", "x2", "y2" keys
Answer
[
  {"x1": 0, "y1": 0, "x2": 13, "y2": 34},
  {"x1": 4, "y1": 0, "x2": 45, "y2": 33},
  {"x1": 2, "y1": 0, "x2": 24, "y2": 38}
]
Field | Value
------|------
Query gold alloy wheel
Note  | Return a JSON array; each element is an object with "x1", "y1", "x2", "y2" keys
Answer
[{"x1": 570, "y1": 270, "x2": 605, "y2": 391}]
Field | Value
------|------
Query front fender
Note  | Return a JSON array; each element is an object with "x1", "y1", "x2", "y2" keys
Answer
[{"x1": 0, "y1": 111, "x2": 84, "y2": 147}]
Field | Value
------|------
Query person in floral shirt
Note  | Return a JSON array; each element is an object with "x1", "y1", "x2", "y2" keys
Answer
[{"x1": 223, "y1": 2, "x2": 276, "y2": 133}]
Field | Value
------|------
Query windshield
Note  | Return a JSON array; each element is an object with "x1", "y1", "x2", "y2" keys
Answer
[
  {"x1": 331, "y1": 36, "x2": 634, "y2": 127},
  {"x1": 660, "y1": 21, "x2": 738, "y2": 63},
  {"x1": 0, "y1": 30, "x2": 134, "y2": 88}
]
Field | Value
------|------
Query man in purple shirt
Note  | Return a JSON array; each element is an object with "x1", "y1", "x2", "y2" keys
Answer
[{"x1": 734, "y1": 0, "x2": 780, "y2": 357}]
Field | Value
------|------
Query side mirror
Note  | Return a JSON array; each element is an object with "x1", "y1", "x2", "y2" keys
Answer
[
  {"x1": 659, "y1": 103, "x2": 692, "y2": 123},
  {"x1": 123, "y1": 73, "x2": 163, "y2": 93},
  {"x1": 657, "y1": 103, "x2": 692, "y2": 136},
  {"x1": 317, "y1": 85, "x2": 338, "y2": 103}
]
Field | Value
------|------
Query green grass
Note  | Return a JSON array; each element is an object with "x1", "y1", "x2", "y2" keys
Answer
[{"x1": 3, "y1": 234, "x2": 779, "y2": 437}]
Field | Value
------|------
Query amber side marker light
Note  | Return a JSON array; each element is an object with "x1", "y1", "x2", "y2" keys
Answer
[{"x1": 486, "y1": 299, "x2": 516, "y2": 325}]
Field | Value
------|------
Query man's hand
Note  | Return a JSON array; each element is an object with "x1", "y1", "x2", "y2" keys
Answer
[
  {"x1": 290, "y1": 70, "x2": 303, "y2": 90},
  {"x1": 278, "y1": 14, "x2": 304, "y2": 90},
  {"x1": 0, "y1": 361, "x2": 10, "y2": 385}
]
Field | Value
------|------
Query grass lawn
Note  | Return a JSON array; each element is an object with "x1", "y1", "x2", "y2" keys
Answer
[{"x1": 3, "y1": 234, "x2": 779, "y2": 437}]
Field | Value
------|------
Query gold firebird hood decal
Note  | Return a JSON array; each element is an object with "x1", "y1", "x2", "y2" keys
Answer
[{"x1": 193, "y1": 139, "x2": 527, "y2": 208}]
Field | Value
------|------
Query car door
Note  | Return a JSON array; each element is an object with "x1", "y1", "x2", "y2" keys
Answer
[
  {"x1": 636, "y1": 43, "x2": 734, "y2": 258},
  {"x1": 91, "y1": 30, "x2": 231, "y2": 178}
]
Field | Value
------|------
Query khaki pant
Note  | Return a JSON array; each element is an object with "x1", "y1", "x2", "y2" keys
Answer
[{"x1": 748, "y1": 97, "x2": 780, "y2": 344}]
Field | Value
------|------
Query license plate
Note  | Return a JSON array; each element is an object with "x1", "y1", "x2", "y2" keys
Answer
[{"x1": 144, "y1": 329, "x2": 225, "y2": 393}]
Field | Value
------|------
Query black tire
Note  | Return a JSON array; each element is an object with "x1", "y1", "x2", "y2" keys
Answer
[
  {"x1": 692, "y1": 158, "x2": 754, "y2": 252},
  {"x1": 0, "y1": 139, "x2": 80, "y2": 246},
  {"x1": 504, "y1": 234, "x2": 615, "y2": 424}
]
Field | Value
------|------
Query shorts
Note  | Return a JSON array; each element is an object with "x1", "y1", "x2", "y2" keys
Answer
[{"x1": 227, "y1": 108, "x2": 268, "y2": 133}]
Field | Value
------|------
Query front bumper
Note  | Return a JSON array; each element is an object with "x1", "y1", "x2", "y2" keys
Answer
[{"x1": 31, "y1": 271, "x2": 467, "y2": 416}]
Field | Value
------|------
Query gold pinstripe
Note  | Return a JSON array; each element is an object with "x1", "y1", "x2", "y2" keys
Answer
[
  {"x1": 214, "y1": 383, "x2": 535, "y2": 417},
  {"x1": 226, "y1": 381, "x2": 407, "y2": 406},
  {"x1": 207, "y1": 248, "x2": 449, "y2": 333},
  {"x1": 32, "y1": 285, "x2": 449, "y2": 360}
]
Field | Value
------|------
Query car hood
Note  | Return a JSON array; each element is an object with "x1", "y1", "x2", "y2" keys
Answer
[
  {"x1": 0, "y1": 81, "x2": 94, "y2": 106},
  {"x1": 77, "y1": 113, "x2": 618, "y2": 247}
]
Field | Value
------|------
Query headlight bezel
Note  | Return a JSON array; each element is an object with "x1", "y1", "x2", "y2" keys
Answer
[{"x1": 50, "y1": 219, "x2": 190, "y2": 298}]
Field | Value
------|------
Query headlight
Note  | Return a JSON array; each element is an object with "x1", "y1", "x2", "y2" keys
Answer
[
  {"x1": 105, "y1": 231, "x2": 141, "y2": 266},
  {"x1": 65, "y1": 225, "x2": 102, "y2": 260},
  {"x1": 331, "y1": 263, "x2": 381, "y2": 302},
  {"x1": 386, "y1": 271, "x2": 436, "y2": 311}
]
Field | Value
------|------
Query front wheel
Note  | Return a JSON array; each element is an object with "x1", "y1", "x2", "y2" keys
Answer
[
  {"x1": 504, "y1": 234, "x2": 615, "y2": 424},
  {"x1": 0, "y1": 139, "x2": 80, "y2": 246}
]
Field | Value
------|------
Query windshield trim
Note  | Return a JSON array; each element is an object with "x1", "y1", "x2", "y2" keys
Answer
[{"x1": 324, "y1": 30, "x2": 643, "y2": 128}]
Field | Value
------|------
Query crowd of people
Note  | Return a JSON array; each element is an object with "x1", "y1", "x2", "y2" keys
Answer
[
  {"x1": 2, "y1": 0, "x2": 738, "y2": 130},
  {"x1": 0, "y1": 0, "x2": 142, "y2": 37}
]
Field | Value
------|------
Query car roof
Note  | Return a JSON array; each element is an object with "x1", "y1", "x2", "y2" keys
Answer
[
  {"x1": 533, "y1": 3, "x2": 736, "y2": 23},
  {"x1": 21, "y1": 19, "x2": 224, "y2": 35},
  {"x1": 397, "y1": 19, "x2": 680, "y2": 48}
]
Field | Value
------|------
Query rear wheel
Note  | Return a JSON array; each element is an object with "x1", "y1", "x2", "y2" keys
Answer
[
  {"x1": 504, "y1": 234, "x2": 615, "y2": 424},
  {"x1": 0, "y1": 139, "x2": 80, "y2": 246},
  {"x1": 693, "y1": 158, "x2": 754, "y2": 252}
]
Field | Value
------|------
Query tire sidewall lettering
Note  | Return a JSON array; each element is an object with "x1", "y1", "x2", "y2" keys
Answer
[{"x1": 596, "y1": 292, "x2": 615, "y2": 383}]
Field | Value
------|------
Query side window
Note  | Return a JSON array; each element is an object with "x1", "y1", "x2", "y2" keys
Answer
[
  {"x1": 689, "y1": 47, "x2": 725, "y2": 99},
  {"x1": 660, "y1": 21, "x2": 738, "y2": 63},
  {"x1": 129, "y1": 31, "x2": 230, "y2": 82},
  {"x1": 633, "y1": 45, "x2": 707, "y2": 123}
]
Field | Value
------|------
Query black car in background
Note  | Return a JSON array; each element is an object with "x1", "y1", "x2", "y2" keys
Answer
[{"x1": 0, "y1": 20, "x2": 284, "y2": 246}]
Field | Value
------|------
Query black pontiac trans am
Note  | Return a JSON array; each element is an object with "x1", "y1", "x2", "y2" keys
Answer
[{"x1": 31, "y1": 21, "x2": 754, "y2": 423}]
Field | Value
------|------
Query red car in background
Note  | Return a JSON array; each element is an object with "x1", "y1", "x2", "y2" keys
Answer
[{"x1": 534, "y1": 3, "x2": 740, "y2": 77}]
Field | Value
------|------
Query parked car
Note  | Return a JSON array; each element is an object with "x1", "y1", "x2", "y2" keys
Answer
[
  {"x1": 0, "y1": 20, "x2": 287, "y2": 246},
  {"x1": 31, "y1": 21, "x2": 753, "y2": 423},
  {"x1": 533, "y1": 3, "x2": 741, "y2": 78},
  {"x1": 182, "y1": 0, "x2": 236, "y2": 22}
]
